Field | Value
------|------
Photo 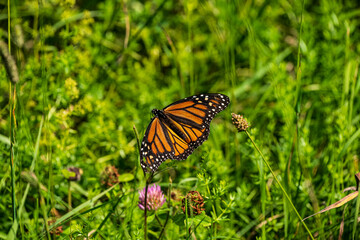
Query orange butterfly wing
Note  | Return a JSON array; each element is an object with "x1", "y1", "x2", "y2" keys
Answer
[
  {"x1": 140, "y1": 93, "x2": 230, "y2": 172},
  {"x1": 139, "y1": 118, "x2": 175, "y2": 171}
]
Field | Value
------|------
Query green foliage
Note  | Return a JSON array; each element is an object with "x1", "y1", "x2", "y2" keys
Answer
[{"x1": 1, "y1": 0, "x2": 360, "y2": 239}]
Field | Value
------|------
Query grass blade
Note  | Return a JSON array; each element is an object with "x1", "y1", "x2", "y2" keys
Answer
[
  {"x1": 47, "y1": 184, "x2": 117, "y2": 235},
  {"x1": 7, "y1": 117, "x2": 44, "y2": 240}
]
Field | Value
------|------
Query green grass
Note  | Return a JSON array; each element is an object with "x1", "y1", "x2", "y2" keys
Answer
[{"x1": 1, "y1": 0, "x2": 360, "y2": 239}]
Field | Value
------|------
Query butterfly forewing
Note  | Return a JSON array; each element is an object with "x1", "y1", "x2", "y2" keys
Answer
[
  {"x1": 164, "y1": 93, "x2": 230, "y2": 127},
  {"x1": 140, "y1": 93, "x2": 230, "y2": 172}
]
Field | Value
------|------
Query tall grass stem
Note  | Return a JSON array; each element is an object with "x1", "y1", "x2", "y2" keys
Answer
[
  {"x1": 93, "y1": 192, "x2": 123, "y2": 238},
  {"x1": 352, "y1": 191, "x2": 360, "y2": 239},
  {"x1": 8, "y1": 0, "x2": 17, "y2": 226},
  {"x1": 158, "y1": 176, "x2": 172, "y2": 239},
  {"x1": 143, "y1": 173, "x2": 153, "y2": 240},
  {"x1": 245, "y1": 130, "x2": 314, "y2": 239}
]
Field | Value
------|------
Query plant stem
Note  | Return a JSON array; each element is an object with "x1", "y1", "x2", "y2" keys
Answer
[
  {"x1": 205, "y1": 181, "x2": 217, "y2": 238},
  {"x1": 39, "y1": 190, "x2": 51, "y2": 239},
  {"x1": 144, "y1": 183, "x2": 149, "y2": 240},
  {"x1": 93, "y1": 192, "x2": 123, "y2": 238},
  {"x1": 158, "y1": 176, "x2": 172, "y2": 240},
  {"x1": 185, "y1": 195, "x2": 189, "y2": 239},
  {"x1": 155, "y1": 214, "x2": 163, "y2": 228},
  {"x1": 158, "y1": 211, "x2": 169, "y2": 240},
  {"x1": 353, "y1": 191, "x2": 360, "y2": 239},
  {"x1": 68, "y1": 181, "x2": 72, "y2": 210},
  {"x1": 131, "y1": 125, "x2": 142, "y2": 238},
  {"x1": 245, "y1": 130, "x2": 314, "y2": 240},
  {"x1": 216, "y1": 198, "x2": 233, "y2": 221},
  {"x1": 8, "y1": 0, "x2": 17, "y2": 225},
  {"x1": 144, "y1": 172, "x2": 153, "y2": 240}
]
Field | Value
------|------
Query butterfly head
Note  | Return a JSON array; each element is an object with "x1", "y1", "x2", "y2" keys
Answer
[{"x1": 152, "y1": 109, "x2": 165, "y2": 118}]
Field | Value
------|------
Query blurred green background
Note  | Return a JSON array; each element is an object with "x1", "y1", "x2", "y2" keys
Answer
[{"x1": 1, "y1": 0, "x2": 360, "y2": 239}]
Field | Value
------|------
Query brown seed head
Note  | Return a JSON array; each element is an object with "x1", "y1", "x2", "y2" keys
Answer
[
  {"x1": 101, "y1": 166, "x2": 120, "y2": 187},
  {"x1": 181, "y1": 191, "x2": 205, "y2": 216},
  {"x1": 231, "y1": 113, "x2": 249, "y2": 132},
  {"x1": 170, "y1": 189, "x2": 182, "y2": 202},
  {"x1": 66, "y1": 167, "x2": 83, "y2": 181},
  {"x1": 0, "y1": 40, "x2": 19, "y2": 83},
  {"x1": 48, "y1": 219, "x2": 64, "y2": 236}
]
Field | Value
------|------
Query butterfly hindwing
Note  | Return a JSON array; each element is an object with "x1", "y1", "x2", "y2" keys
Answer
[
  {"x1": 140, "y1": 118, "x2": 175, "y2": 172},
  {"x1": 140, "y1": 93, "x2": 230, "y2": 172}
]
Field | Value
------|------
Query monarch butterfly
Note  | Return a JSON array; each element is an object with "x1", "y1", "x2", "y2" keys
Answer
[{"x1": 140, "y1": 93, "x2": 230, "y2": 172}]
